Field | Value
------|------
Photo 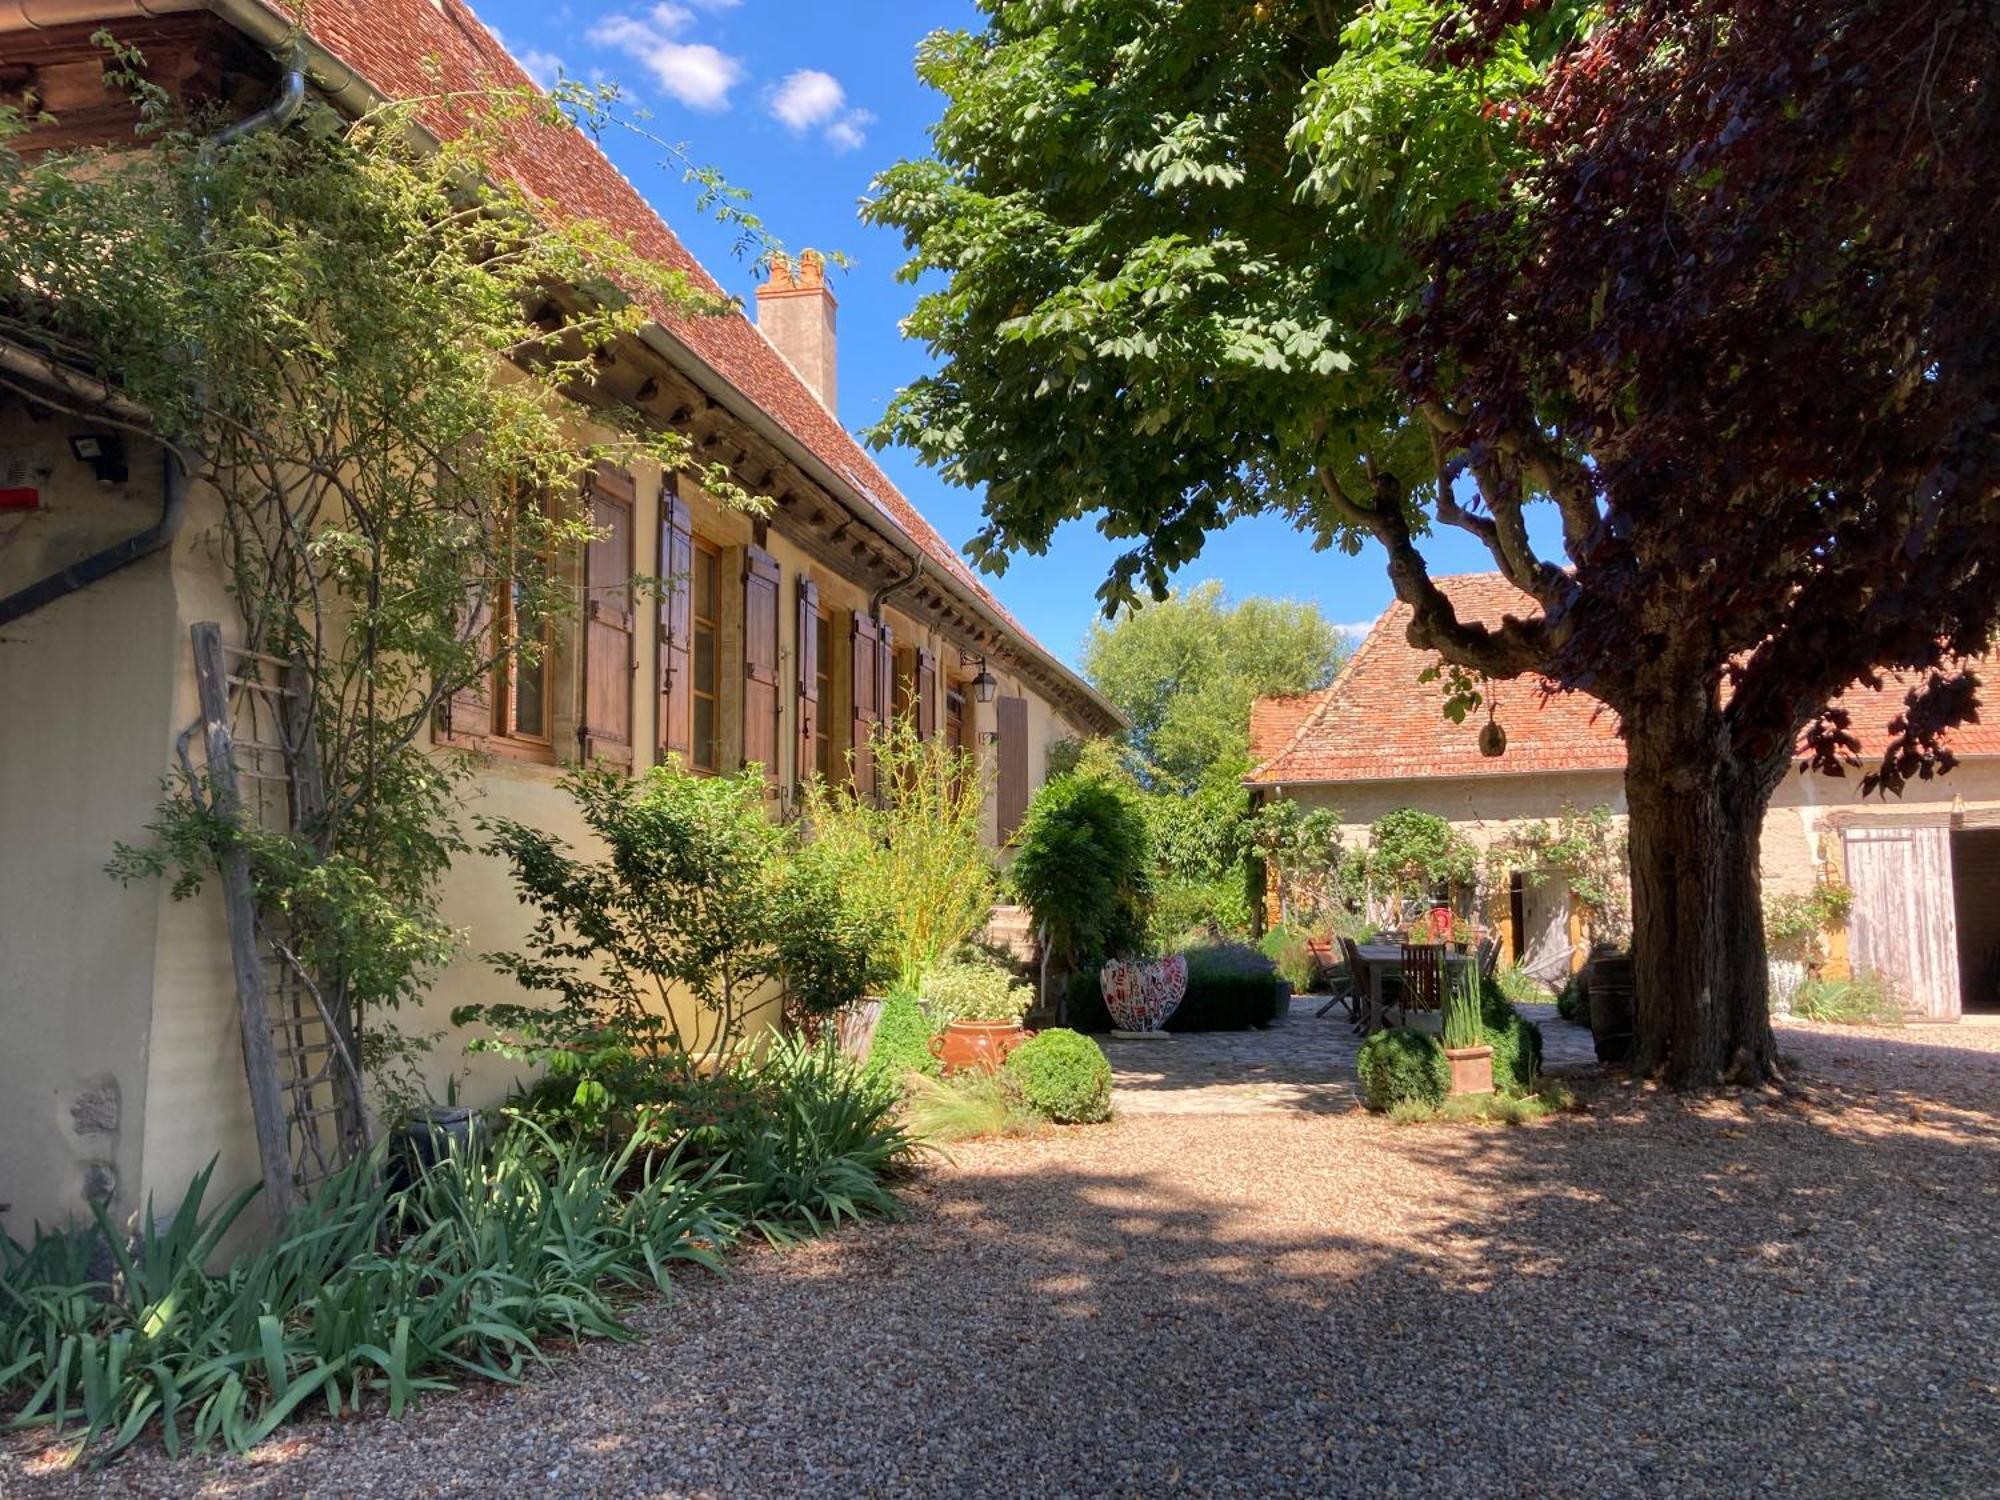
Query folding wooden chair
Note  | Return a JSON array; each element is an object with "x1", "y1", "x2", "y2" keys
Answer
[{"x1": 1400, "y1": 942, "x2": 1446, "y2": 1024}]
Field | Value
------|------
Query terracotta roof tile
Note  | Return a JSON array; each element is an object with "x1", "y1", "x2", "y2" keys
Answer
[
  {"x1": 277, "y1": 0, "x2": 1081, "y2": 695},
  {"x1": 1248, "y1": 573, "x2": 1997, "y2": 786},
  {"x1": 1249, "y1": 691, "x2": 1333, "y2": 767}
]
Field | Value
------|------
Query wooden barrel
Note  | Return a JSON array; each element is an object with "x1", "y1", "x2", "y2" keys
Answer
[{"x1": 1587, "y1": 953, "x2": 1636, "y2": 1064}]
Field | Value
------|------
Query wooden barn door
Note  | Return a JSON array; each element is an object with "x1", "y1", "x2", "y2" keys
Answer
[{"x1": 1843, "y1": 825, "x2": 1961, "y2": 1019}]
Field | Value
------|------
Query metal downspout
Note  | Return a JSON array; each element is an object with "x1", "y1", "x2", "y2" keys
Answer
[
  {"x1": 868, "y1": 553, "x2": 923, "y2": 623},
  {"x1": 0, "y1": 63, "x2": 304, "y2": 630}
]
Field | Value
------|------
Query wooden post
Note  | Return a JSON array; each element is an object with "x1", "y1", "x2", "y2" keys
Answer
[{"x1": 191, "y1": 622, "x2": 297, "y2": 1226}]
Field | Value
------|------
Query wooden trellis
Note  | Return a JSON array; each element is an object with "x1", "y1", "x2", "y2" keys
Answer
[{"x1": 184, "y1": 622, "x2": 367, "y2": 1225}]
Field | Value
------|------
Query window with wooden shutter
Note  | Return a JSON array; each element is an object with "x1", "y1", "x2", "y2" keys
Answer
[
  {"x1": 658, "y1": 480, "x2": 693, "y2": 763},
  {"x1": 690, "y1": 538, "x2": 721, "y2": 772},
  {"x1": 915, "y1": 647, "x2": 938, "y2": 740},
  {"x1": 742, "y1": 545, "x2": 781, "y2": 793},
  {"x1": 995, "y1": 695, "x2": 1030, "y2": 842},
  {"x1": 580, "y1": 464, "x2": 635, "y2": 768},
  {"x1": 795, "y1": 578, "x2": 820, "y2": 791},
  {"x1": 850, "y1": 612, "x2": 881, "y2": 799}
]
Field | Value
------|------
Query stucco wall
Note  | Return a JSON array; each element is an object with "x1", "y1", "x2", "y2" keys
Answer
[{"x1": 0, "y1": 416, "x2": 180, "y2": 1234}]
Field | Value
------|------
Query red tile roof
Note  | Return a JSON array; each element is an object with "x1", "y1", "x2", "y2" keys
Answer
[
  {"x1": 1248, "y1": 573, "x2": 1998, "y2": 786},
  {"x1": 265, "y1": 0, "x2": 1100, "y2": 713},
  {"x1": 1249, "y1": 691, "x2": 1334, "y2": 768}
]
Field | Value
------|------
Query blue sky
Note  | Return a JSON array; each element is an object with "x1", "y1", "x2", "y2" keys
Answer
[{"x1": 474, "y1": 0, "x2": 1521, "y2": 667}]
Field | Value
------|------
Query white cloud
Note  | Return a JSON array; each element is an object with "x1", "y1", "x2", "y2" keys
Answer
[
  {"x1": 517, "y1": 47, "x2": 566, "y2": 89},
  {"x1": 768, "y1": 68, "x2": 873, "y2": 153},
  {"x1": 769, "y1": 69, "x2": 844, "y2": 130},
  {"x1": 1334, "y1": 619, "x2": 1379, "y2": 639},
  {"x1": 588, "y1": 4, "x2": 745, "y2": 112},
  {"x1": 486, "y1": 26, "x2": 566, "y2": 91}
]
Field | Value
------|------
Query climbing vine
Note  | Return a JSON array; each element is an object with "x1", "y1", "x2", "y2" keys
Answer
[
  {"x1": 1485, "y1": 803, "x2": 1631, "y2": 947},
  {"x1": 3, "y1": 38, "x2": 766, "y2": 1108}
]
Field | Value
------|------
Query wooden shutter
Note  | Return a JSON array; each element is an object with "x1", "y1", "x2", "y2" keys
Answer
[
  {"x1": 850, "y1": 612, "x2": 880, "y2": 799},
  {"x1": 996, "y1": 695, "x2": 1030, "y2": 842},
  {"x1": 580, "y1": 464, "x2": 634, "y2": 767},
  {"x1": 915, "y1": 647, "x2": 938, "y2": 741},
  {"x1": 795, "y1": 577, "x2": 820, "y2": 790},
  {"x1": 443, "y1": 574, "x2": 494, "y2": 741},
  {"x1": 658, "y1": 480, "x2": 693, "y2": 762},
  {"x1": 742, "y1": 545, "x2": 781, "y2": 793}
]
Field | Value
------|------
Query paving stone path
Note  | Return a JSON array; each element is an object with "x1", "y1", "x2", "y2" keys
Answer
[{"x1": 1103, "y1": 995, "x2": 1599, "y2": 1115}]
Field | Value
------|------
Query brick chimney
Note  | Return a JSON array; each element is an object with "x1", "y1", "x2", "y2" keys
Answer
[{"x1": 755, "y1": 250, "x2": 838, "y2": 416}]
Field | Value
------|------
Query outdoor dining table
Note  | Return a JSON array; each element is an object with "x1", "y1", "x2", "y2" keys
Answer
[{"x1": 1351, "y1": 942, "x2": 1479, "y2": 1033}]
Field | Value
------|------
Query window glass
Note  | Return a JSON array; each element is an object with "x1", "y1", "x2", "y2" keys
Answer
[{"x1": 691, "y1": 540, "x2": 719, "y2": 770}]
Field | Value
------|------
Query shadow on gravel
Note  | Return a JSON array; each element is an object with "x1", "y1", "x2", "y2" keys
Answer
[{"x1": 12, "y1": 1036, "x2": 1999, "y2": 1499}]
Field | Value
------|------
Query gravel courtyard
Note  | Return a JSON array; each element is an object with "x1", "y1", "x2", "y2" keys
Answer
[{"x1": 11, "y1": 1007, "x2": 1999, "y2": 1499}]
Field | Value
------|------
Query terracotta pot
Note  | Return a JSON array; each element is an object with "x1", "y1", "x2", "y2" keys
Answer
[
  {"x1": 927, "y1": 1019, "x2": 1031, "y2": 1074},
  {"x1": 1444, "y1": 1044, "x2": 1494, "y2": 1097}
]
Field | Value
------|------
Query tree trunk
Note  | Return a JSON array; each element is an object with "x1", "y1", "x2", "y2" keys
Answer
[{"x1": 1622, "y1": 676, "x2": 1785, "y2": 1086}]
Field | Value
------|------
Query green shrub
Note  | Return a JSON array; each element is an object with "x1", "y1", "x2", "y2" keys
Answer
[
  {"x1": 865, "y1": 991, "x2": 943, "y2": 1083},
  {"x1": 1261, "y1": 922, "x2": 1324, "y2": 993},
  {"x1": 1176, "y1": 942, "x2": 1285, "y2": 1030},
  {"x1": 1554, "y1": 972, "x2": 1585, "y2": 1023},
  {"x1": 1149, "y1": 875, "x2": 1253, "y2": 950},
  {"x1": 1009, "y1": 772, "x2": 1152, "y2": 968},
  {"x1": 1005, "y1": 1029, "x2": 1114, "y2": 1123},
  {"x1": 798, "y1": 718, "x2": 997, "y2": 992},
  {"x1": 1479, "y1": 979, "x2": 1545, "y2": 1096},
  {"x1": 1357, "y1": 1027, "x2": 1450, "y2": 1111},
  {"x1": 1791, "y1": 973, "x2": 1902, "y2": 1026},
  {"x1": 921, "y1": 957, "x2": 1033, "y2": 1025},
  {"x1": 0, "y1": 1038, "x2": 916, "y2": 1465}
]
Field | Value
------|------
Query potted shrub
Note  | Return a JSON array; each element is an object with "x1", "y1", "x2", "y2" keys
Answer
[
  {"x1": 1440, "y1": 970, "x2": 1493, "y2": 1096},
  {"x1": 923, "y1": 959, "x2": 1035, "y2": 1073}
]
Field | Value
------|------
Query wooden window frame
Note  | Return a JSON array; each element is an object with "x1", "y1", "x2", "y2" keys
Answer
[
  {"x1": 814, "y1": 607, "x2": 834, "y2": 781},
  {"x1": 453, "y1": 491, "x2": 558, "y2": 764}
]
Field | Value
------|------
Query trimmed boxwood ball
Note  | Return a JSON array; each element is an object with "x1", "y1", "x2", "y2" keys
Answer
[
  {"x1": 1004, "y1": 1028, "x2": 1114, "y2": 1124},
  {"x1": 1357, "y1": 1027, "x2": 1450, "y2": 1112},
  {"x1": 865, "y1": 992, "x2": 941, "y2": 1083}
]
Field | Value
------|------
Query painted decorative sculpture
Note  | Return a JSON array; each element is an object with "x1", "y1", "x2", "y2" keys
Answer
[{"x1": 1100, "y1": 954, "x2": 1189, "y2": 1033}]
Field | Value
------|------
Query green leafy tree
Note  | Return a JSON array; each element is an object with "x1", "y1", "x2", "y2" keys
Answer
[
  {"x1": 23, "y1": 48, "x2": 768, "y2": 1100},
  {"x1": 1008, "y1": 772, "x2": 1153, "y2": 973},
  {"x1": 1081, "y1": 582, "x2": 1349, "y2": 791},
  {"x1": 868, "y1": 0, "x2": 2000, "y2": 1082}
]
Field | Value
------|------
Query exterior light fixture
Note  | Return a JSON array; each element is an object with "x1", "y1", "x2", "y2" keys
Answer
[{"x1": 960, "y1": 647, "x2": 998, "y2": 704}]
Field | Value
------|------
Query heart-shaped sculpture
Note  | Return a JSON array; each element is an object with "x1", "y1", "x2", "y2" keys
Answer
[{"x1": 1100, "y1": 954, "x2": 1189, "y2": 1032}]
